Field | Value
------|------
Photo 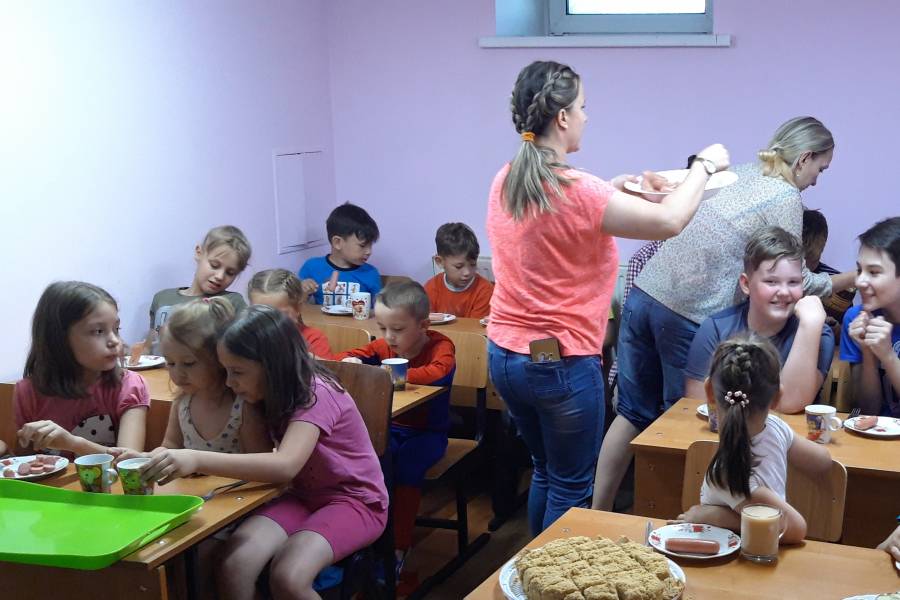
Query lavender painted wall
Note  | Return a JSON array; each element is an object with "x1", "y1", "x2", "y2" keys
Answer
[
  {"x1": 0, "y1": 1, "x2": 335, "y2": 379},
  {"x1": 326, "y1": 0, "x2": 899, "y2": 282}
]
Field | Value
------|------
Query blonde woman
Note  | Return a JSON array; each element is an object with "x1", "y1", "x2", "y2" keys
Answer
[
  {"x1": 592, "y1": 116, "x2": 856, "y2": 512},
  {"x1": 486, "y1": 60, "x2": 729, "y2": 534}
]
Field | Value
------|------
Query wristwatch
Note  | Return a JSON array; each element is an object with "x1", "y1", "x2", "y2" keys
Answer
[{"x1": 696, "y1": 157, "x2": 717, "y2": 175}]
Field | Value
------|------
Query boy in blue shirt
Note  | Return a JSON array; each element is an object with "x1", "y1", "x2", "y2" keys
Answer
[
  {"x1": 299, "y1": 202, "x2": 382, "y2": 306},
  {"x1": 685, "y1": 226, "x2": 834, "y2": 414},
  {"x1": 841, "y1": 217, "x2": 900, "y2": 417}
]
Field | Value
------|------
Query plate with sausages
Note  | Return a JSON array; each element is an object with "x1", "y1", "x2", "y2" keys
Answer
[
  {"x1": 648, "y1": 523, "x2": 740, "y2": 560},
  {"x1": 0, "y1": 454, "x2": 69, "y2": 481},
  {"x1": 843, "y1": 416, "x2": 900, "y2": 438},
  {"x1": 696, "y1": 403, "x2": 709, "y2": 419}
]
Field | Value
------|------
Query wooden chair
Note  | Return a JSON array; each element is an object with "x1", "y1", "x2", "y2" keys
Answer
[
  {"x1": 682, "y1": 439, "x2": 848, "y2": 543},
  {"x1": 317, "y1": 360, "x2": 395, "y2": 599},
  {"x1": 410, "y1": 330, "x2": 490, "y2": 599},
  {"x1": 318, "y1": 322, "x2": 374, "y2": 354},
  {"x1": 0, "y1": 382, "x2": 15, "y2": 452}
]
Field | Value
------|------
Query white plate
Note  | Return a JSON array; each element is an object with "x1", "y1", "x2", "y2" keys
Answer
[
  {"x1": 624, "y1": 169, "x2": 738, "y2": 201},
  {"x1": 321, "y1": 305, "x2": 353, "y2": 316},
  {"x1": 0, "y1": 454, "x2": 69, "y2": 481},
  {"x1": 844, "y1": 416, "x2": 900, "y2": 438},
  {"x1": 125, "y1": 355, "x2": 166, "y2": 370},
  {"x1": 429, "y1": 312, "x2": 456, "y2": 325},
  {"x1": 479, "y1": 317, "x2": 489, "y2": 327},
  {"x1": 498, "y1": 554, "x2": 685, "y2": 600},
  {"x1": 649, "y1": 523, "x2": 740, "y2": 560},
  {"x1": 842, "y1": 595, "x2": 900, "y2": 600},
  {"x1": 696, "y1": 403, "x2": 709, "y2": 418}
]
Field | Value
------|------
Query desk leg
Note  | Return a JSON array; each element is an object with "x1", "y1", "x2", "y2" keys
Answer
[
  {"x1": 0, "y1": 561, "x2": 167, "y2": 600},
  {"x1": 633, "y1": 451, "x2": 684, "y2": 519}
]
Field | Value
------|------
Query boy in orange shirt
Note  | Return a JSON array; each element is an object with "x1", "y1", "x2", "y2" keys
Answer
[
  {"x1": 423, "y1": 223, "x2": 493, "y2": 318},
  {"x1": 337, "y1": 281, "x2": 455, "y2": 578}
]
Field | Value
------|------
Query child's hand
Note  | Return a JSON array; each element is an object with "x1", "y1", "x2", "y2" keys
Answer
[
  {"x1": 863, "y1": 316, "x2": 895, "y2": 361},
  {"x1": 17, "y1": 420, "x2": 74, "y2": 453},
  {"x1": 301, "y1": 278, "x2": 318, "y2": 297},
  {"x1": 672, "y1": 504, "x2": 706, "y2": 524},
  {"x1": 848, "y1": 310, "x2": 870, "y2": 348},
  {"x1": 110, "y1": 447, "x2": 148, "y2": 465},
  {"x1": 341, "y1": 357, "x2": 363, "y2": 364},
  {"x1": 140, "y1": 447, "x2": 197, "y2": 485},
  {"x1": 877, "y1": 524, "x2": 900, "y2": 561},
  {"x1": 793, "y1": 295, "x2": 826, "y2": 326}
]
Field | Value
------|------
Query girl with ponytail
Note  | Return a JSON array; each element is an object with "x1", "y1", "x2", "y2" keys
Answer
[
  {"x1": 487, "y1": 59, "x2": 729, "y2": 534},
  {"x1": 676, "y1": 334, "x2": 831, "y2": 543}
]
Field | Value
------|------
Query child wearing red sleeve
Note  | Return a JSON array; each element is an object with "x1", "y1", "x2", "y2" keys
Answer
[
  {"x1": 338, "y1": 281, "x2": 456, "y2": 576},
  {"x1": 423, "y1": 222, "x2": 493, "y2": 319}
]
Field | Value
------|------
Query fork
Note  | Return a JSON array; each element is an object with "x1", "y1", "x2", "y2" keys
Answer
[
  {"x1": 201, "y1": 480, "x2": 248, "y2": 501},
  {"x1": 847, "y1": 407, "x2": 861, "y2": 421},
  {"x1": 644, "y1": 520, "x2": 654, "y2": 547}
]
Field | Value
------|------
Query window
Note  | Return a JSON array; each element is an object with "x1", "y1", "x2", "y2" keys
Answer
[{"x1": 548, "y1": 0, "x2": 712, "y2": 35}]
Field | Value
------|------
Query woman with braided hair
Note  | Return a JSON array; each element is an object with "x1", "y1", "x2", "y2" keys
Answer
[
  {"x1": 675, "y1": 334, "x2": 831, "y2": 543},
  {"x1": 486, "y1": 59, "x2": 729, "y2": 534}
]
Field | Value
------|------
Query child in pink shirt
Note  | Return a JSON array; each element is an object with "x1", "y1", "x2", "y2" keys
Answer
[
  {"x1": 138, "y1": 305, "x2": 387, "y2": 599},
  {"x1": 15, "y1": 281, "x2": 149, "y2": 458}
]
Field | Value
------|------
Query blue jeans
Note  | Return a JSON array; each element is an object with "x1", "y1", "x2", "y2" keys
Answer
[
  {"x1": 488, "y1": 341, "x2": 604, "y2": 535},
  {"x1": 616, "y1": 286, "x2": 699, "y2": 431}
]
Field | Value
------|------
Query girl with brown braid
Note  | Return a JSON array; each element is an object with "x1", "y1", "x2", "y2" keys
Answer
[
  {"x1": 675, "y1": 335, "x2": 831, "y2": 543},
  {"x1": 486, "y1": 59, "x2": 729, "y2": 534}
]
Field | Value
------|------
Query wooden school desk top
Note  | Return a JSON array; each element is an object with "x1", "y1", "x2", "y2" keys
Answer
[
  {"x1": 632, "y1": 397, "x2": 900, "y2": 476},
  {"x1": 300, "y1": 303, "x2": 488, "y2": 336},
  {"x1": 465, "y1": 508, "x2": 900, "y2": 600},
  {"x1": 140, "y1": 366, "x2": 444, "y2": 419}
]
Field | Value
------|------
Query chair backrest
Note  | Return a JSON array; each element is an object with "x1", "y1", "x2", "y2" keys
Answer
[
  {"x1": 0, "y1": 382, "x2": 15, "y2": 450},
  {"x1": 439, "y1": 330, "x2": 488, "y2": 390},
  {"x1": 786, "y1": 459, "x2": 847, "y2": 542},
  {"x1": 318, "y1": 323, "x2": 373, "y2": 354},
  {"x1": 318, "y1": 360, "x2": 392, "y2": 456},
  {"x1": 682, "y1": 439, "x2": 848, "y2": 542},
  {"x1": 682, "y1": 439, "x2": 719, "y2": 511},
  {"x1": 145, "y1": 399, "x2": 171, "y2": 451}
]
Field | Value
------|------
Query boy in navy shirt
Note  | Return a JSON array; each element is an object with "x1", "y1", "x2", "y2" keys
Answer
[
  {"x1": 299, "y1": 202, "x2": 382, "y2": 306},
  {"x1": 841, "y1": 217, "x2": 900, "y2": 417}
]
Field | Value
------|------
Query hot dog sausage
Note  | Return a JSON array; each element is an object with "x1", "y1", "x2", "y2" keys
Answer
[
  {"x1": 665, "y1": 538, "x2": 720, "y2": 554},
  {"x1": 855, "y1": 415, "x2": 878, "y2": 430}
]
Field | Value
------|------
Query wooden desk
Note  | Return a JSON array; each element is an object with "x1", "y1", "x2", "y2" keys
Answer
[
  {"x1": 140, "y1": 366, "x2": 443, "y2": 419},
  {"x1": 0, "y1": 466, "x2": 280, "y2": 600},
  {"x1": 301, "y1": 303, "x2": 488, "y2": 336},
  {"x1": 631, "y1": 397, "x2": 900, "y2": 547},
  {"x1": 466, "y1": 508, "x2": 900, "y2": 600}
]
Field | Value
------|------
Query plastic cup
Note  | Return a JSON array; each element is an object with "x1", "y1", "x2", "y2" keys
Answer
[{"x1": 382, "y1": 358, "x2": 409, "y2": 391}]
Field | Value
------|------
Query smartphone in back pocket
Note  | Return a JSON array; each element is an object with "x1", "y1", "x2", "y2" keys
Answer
[{"x1": 529, "y1": 337, "x2": 561, "y2": 362}]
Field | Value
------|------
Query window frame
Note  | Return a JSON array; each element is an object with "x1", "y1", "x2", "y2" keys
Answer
[{"x1": 548, "y1": 0, "x2": 713, "y2": 35}]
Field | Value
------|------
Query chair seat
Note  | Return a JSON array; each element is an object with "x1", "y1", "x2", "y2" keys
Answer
[{"x1": 425, "y1": 437, "x2": 477, "y2": 480}]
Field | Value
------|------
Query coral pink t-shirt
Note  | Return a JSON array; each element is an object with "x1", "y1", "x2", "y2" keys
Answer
[
  {"x1": 486, "y1": 164, "x2": 618, "y2": 357},
  {"x1": 14, "y1": 370, "x2": 150, "y2": 454},
  {"x1": 280, "y1": 376, "x2": 389, "y2": 510}
]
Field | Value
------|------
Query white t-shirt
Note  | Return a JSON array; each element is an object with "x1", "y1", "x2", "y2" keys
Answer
[{"x1": 701, "y1": 414, "x2": 794, "y2": 509}]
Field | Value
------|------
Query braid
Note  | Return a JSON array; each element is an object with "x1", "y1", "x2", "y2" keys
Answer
[{"x1": 503, "y1": 61, "x2": 580, "y2": 220}]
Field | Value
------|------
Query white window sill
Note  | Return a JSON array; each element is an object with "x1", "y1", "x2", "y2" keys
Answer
[{"x1": 478, "y1": 33, "x2": 731, "y2": 48}]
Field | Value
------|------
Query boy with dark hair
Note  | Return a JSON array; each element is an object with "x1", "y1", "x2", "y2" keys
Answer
[
  {"x1": 802, "y1": 209, "x2": 856, "y2": 331},
  {"x1": 299, "y1": 202, "x2": 382, "y2": 306},
  {"x1": 684, "y1": 226, "x2": 834, "y2": 414},
  {"x1": 423, "y1": 222, "x2": 493, "y2": 318},
  {"x1": 841, "y1": 216, "x2": 900, "y2": 417}
]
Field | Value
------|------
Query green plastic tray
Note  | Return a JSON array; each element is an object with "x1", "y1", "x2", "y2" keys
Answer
[{"x1": 0, "y1": 479, "x2": 203, "y2": 570}]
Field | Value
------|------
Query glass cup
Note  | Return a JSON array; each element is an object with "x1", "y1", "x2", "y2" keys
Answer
[
  {"x1": 740, "y1": 504, "x2": 782, "y2": 564},
  {"x1": 75, "y1": 453, "x2": 119, "y2": 493},
  {"x1": 117, "y1": 457, "x2": 155, "y2": 495},
  {"x1": 381, "y1": 358, "x2": 409, "y2": 391}
]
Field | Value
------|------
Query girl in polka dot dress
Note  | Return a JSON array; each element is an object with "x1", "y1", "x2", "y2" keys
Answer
[{"x1": 158, "y1": 298, "x2": 270, "y2": 454}]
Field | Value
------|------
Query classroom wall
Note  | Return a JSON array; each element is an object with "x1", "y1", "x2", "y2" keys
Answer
[
  {"x1": 0, "y1": 1, "x2": 335, "y2": 380},
  {"x1": 326, "y1": 0, "x2": 900, "y2": 281}
]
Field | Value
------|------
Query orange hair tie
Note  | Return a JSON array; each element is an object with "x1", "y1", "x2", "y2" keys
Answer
[{"x1": 521, "y1": 131, "x2": 535, "y2": 143}]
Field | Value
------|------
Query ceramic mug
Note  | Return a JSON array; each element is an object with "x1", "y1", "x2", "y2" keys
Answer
[
  {"x1": 117, "y1": 457, "x2": 155, "y2": 495},
  {"x1": 382, "y1": 358, "x2": 409, "y2": 391},
  {"x1": 805, "y1": 404, "x2": 843, "y2": 444},
  {"x1": 350, "y1": 292, "x2": 371, "y2": 320},
  {"x1": 75, "y1": 453, "x2": 119, "y2": 493}
]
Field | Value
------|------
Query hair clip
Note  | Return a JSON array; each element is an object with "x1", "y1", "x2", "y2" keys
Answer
[{"x1": 725, "y1": 390, "x2": 749, "y2": 408}]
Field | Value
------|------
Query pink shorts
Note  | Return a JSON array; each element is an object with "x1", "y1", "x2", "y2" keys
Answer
[{"x1": 255, "y1": 493, "x2": 387, "y2": 561}]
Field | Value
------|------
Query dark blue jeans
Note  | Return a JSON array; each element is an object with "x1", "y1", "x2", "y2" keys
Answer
[{"x1": 488, "y1": 341, "x2": 604, "y2": 535}]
